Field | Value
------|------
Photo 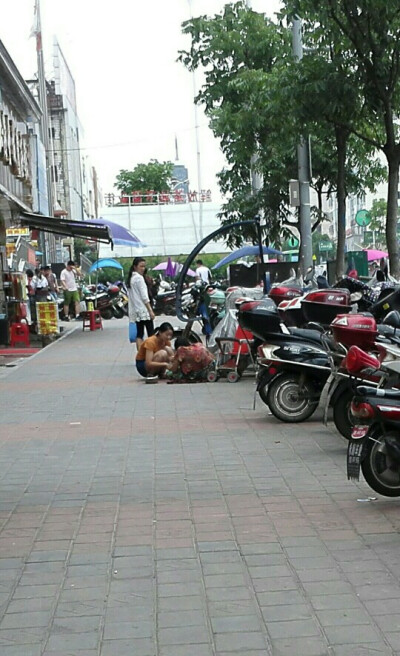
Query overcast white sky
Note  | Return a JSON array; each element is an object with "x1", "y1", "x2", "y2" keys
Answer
[{"x1": 2, "y1": 0, "x2": 282, "y2": 203}]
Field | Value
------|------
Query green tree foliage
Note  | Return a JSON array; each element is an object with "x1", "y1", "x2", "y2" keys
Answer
[
  {"x1": 369, "y1": 199, "x2": 386, "y2": 235},
  {"x1": 280, "y1": 46, "x2": 385, "y2": 276},
  {"x1": 284, "y1": 0, "x2": 400, "y2": 276},
  {"x1": 114, "y1": 160, "x2": 174, "y2": 197},
  {"x1": 73, "y1": 238, "x2": 98, "y2": 265},
  {"x1": 179, "y1": 1, "x2": 385, "y2": 276},
  {"x1": 179, "y1": 2, "x2": 293, "y2": 248}
]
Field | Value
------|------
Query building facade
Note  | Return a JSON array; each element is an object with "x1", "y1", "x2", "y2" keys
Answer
[{"x1": 0, "y1": 39, "x2": 43, "y2": 315}]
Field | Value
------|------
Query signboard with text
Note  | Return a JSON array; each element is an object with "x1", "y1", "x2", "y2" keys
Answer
[
  {"x1": 6, "y1": 227, "x2": 30, "y2": 237},
  {"x1": 36, "y1": 302, "x2": 59, "y2": 335}
]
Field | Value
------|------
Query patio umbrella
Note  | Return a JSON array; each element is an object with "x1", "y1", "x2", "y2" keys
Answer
[
  {"x1": 363, "y1": 249, "x2": 388, "y2": 262},
  {"x1": 153, "y1": 261, "x2": 196, "y2": 277},
  {"x1": 89, "y1": 258, "x2": 123, "y2": 273},
  {"x1": 91, "y1": 217, "x2": 146, "y2": 247},
  {"x1": 213, "y1": 245, "x2": 283, "y2": 269},
  {"x1": 165, "y1": 257, "x2": 177, "y2": 277}
]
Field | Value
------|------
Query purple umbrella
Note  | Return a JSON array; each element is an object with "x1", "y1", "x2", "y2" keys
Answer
[
  {"x1": 153, "y1": 261, "x2": 196, "y2": 277},
  {"x1": 91, "y1": 217, "x2": 146, "y2": 247},
  {"x1": 165, "y1": 257, "x2": 176, "y2": 277}
]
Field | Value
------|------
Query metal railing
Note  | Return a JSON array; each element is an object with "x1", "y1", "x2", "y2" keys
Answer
[{"x1": 104, "y1": 189, "x2": 212, "y2": 207}]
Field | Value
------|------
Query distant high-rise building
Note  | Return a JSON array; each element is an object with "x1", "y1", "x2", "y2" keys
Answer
[{"x1": 172, "y1": 164, "x2": 189, "y2": 195}]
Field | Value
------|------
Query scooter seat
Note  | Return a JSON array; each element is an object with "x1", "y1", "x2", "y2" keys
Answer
[
  {"x1": 289, "y1": 328, "x2": 326, "y2": 344},
  {"x1": 356, "y1": 385, "x2": 400, "y2": 399},
  {"x1": 378, "y1": 324, "x2": 397, "y2": 337}
]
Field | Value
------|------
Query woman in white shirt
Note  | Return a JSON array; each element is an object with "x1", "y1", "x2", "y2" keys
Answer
[
  {"x1": 33, "y1": 267, "x2": 49, "y2": 300},
  {"x1": 127, "y1": 257, "x2": 155, "y2": 349}
]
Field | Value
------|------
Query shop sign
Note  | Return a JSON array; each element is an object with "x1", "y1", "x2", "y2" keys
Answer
[
  {"x1": 6, "y1": 227, "x2": 30, "y2": 237},
  {"x1": 36, "y1": 302, "x2": 59, "y2": 335},
  {"x1": 6, "y1": 243, "x2": 15, "y2": 256}
]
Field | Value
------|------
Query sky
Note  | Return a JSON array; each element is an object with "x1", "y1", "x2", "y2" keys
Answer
[{"x1": 2, "y1": 0, "x2": 282, "y2": 204}]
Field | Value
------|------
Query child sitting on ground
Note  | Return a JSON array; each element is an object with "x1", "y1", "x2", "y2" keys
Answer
[{"x1": 168, "y1": 337, "x2": 214, "y2": 382}]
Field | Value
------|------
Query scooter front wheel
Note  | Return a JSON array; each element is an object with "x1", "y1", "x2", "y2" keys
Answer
[
  {"x1": 164, "y1": 304, "x2": 176, "y2": 316},
  {"x1": 266, "y1": 373, "x2": 318, "y2": 423},
  {"x1": 361, "y1": 432, "x2": 400, "y2": 497},
  {"x1": 112, "y1": 306, "x2": 124, "y2": 319},
  {"x1": 100, "y1": 308, "x2": 113, "y2": 320}
]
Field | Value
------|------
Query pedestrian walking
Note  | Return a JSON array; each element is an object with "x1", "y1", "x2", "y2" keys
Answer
[
  {"x1": 195, "y1": 259, "x2": 212, "y2": 284},
  {"x1": 127, "y1": 257, "x2": 155, "y2": 350},
  {"x1": 60, "y1": 260, "x2": 81, "y2": 321}
]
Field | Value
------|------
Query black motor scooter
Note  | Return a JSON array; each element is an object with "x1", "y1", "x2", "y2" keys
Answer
[
  {"x1": 346, "y1": 346, "x2": 400, "y2": 497},
  {"x1": 238, "y1": 298, "x2": 332, "y2": 423}
]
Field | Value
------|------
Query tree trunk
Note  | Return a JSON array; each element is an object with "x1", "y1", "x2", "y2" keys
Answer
[
  {"x1": 385, "y1": 155, "x2": 400, "y2": 279},
  {"x1": 317, "y1": 187, "x2": 323, "y2": 215},
  {"x1": 335, "y1": 127, "x2": 347, "y2": 280}
]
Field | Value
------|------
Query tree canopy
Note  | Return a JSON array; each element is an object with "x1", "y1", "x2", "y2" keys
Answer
[
  {"x1": 179, "y1": 0, "x2": 396, "y2": 276},
  {"x1": 282, "y1": 0, "x2": 400, "y2": 276},
  {"x1": 114, "y1": 160, "x2": 174, "y2": 196}
]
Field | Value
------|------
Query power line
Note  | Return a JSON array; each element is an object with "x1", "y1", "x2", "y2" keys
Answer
[{"x1": 45, "y1": 122, "x2": 211, "y2": 154}]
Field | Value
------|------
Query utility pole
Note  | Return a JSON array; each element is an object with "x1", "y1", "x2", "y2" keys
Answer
[
  {"x1": 33, "y1": 0, "x2": 55, "y2": 262},
  {"x1": 292, "y1": 17, "x2": 313, "y2": 276},
  {"x1": 245, "y1": 0, "x2": 267, "y2": 291},
  {"x1": 187, "y1": 0, "x2": 204, "y2": 241}
]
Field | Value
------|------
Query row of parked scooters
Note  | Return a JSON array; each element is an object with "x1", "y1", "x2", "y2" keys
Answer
[{"x1": 234, "y1": 274, "x2": 400, "y2": 498}]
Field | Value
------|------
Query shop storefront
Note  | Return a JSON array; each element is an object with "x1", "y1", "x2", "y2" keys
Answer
[{"x1": 0, "y1": 40, "x2": 44, "y2": 343}]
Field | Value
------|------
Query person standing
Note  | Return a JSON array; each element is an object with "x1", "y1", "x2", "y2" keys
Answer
[
  {"x1": 60, "y1": 260, "x2": 81, "y2": 321},
  {"x1": 195, "y1": 259, "x2": 212, "y2": 284},
  {"x1": 143, "y1": 267, "x2": 156, "y2": 306},
  {"x1": 127, "y1": 257, "x2": 155, "y2": 349},
  {"x1": 43, "y1": 265, "x2": 59, "y2": 301},
  {"x1": 32, "y1": 267, "x2": 49, "y2": 300}
]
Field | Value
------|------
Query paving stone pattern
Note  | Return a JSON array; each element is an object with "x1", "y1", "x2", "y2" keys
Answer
[{"x1": 0, "y1": 321, "x2": 400, "y2": 655}]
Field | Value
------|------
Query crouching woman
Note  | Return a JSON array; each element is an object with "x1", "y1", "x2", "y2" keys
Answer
[{"x1": 136, "y1": 322, "x2": 174, "y2": 378}]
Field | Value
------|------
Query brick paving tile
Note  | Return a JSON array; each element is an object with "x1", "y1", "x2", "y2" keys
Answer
[
  {"x1": 101, "y1": 638, "x2": 155, "y2": 656},
  {"x1": 270, "y1": 637, "x2": 330, "y2": 655},
  {"x1": 330, "y1": 646, "x2": 393, "y2": 656},
  {"x1": 43, "y1": 651, "x2": 98, "y2": 656},
  {"x1": 214, "y1": 631, "x2": 269, "y2": 651},
  {"x1": 159, "y1": 646, "x2": 213, "y2": 656},
  {"x1": 3, "y1": 322, "x2": 400, "y2": 655}
]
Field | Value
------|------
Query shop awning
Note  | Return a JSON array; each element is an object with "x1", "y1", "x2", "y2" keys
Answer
[{"x1": 19, "y1": 212, "x2": 113, "y2": 244}]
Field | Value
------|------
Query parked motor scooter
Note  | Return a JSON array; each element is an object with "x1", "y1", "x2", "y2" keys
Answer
[
  {"x1": 207, "y1": 283, "x2": 226, "y2": 330},
  {"x1": 345, "y1": 345, "x2": 400, "y2": 497},
  {"x1": 153, "y1": 280, "x2": 176, "y2": 315},
  {"x1": 185, "y1": 281, "x2": 223, "y2": 341},
  {"x1": 82, "y1": 284, "x2": 121, "y2": 320},
  {"x1": 239, "y1": 296, "x2": 400, "y2": 431},
  {"x1": 238, "y1": 298, "x2": 332, "y2": 422}
]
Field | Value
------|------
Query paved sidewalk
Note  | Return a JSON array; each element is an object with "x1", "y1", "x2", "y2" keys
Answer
[{"x1": 1, "y1": 319, "x2": 400, "y2": 655}]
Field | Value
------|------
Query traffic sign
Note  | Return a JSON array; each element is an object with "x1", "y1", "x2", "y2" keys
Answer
[
  {"x1": 355, "y1": 209, "x2": 371, "y2": 227},
  {"x1": 319, "y1": 241, "x2": 333, "y2": 252}
]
